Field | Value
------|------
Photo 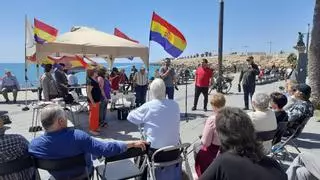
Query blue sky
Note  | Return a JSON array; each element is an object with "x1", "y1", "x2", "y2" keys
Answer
[{"x1": 0, "y1": 0, "x2": 315, "y2": 63}]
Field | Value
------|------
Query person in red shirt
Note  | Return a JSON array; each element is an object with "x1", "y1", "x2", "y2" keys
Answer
[
  {"x1": 192, "y1": 59, "x2": 213, "y2": 111},
  {"x1": 109, "y1": 67, "x2": 121, "y2": 91}
]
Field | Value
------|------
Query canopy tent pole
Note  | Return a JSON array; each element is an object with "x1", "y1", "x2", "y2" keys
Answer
[{"x1": 22, "y1": 15, "x2": 30, "y2": 111}]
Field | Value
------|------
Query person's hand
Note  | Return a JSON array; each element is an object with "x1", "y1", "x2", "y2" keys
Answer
[
  {"x1": 91, "y1": 102, "x2": 96, "y2": 107},
  {"x1": 127, "y1": 140, "x2": 148, "y2": 151}
]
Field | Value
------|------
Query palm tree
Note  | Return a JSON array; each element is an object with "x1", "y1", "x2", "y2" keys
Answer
[{"x1": 309, "y1": 0, "x2": 320, "y2": 108}]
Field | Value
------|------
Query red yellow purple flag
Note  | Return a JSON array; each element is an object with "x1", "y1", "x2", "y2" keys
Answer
[
  {"x1": 34, "y1": 19, "x2": 58, "y2": 44},
  {"x1": 150, "y1": 12, "x2": 187, "y2": 58}
]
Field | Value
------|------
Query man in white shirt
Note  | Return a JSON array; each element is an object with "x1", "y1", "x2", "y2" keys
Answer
[
  {"x1": 128, "y1": 78, "x2": 180, "y2": 149},
  {"x1": 67, "y1": 72, "x2": 82, "y2": 96},
  {"x1": 133, "y1": 67, "x2": 148, "y2": 107},
  {"x1": 248, "y1": 93, "x2": 277, "y2": 152}
]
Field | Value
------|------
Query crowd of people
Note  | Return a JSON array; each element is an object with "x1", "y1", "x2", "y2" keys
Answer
[{"x1": 0, "y1": 56, "x2": 317, "y2": 180}]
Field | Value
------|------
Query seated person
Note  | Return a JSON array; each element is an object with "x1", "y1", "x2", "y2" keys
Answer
[
  {"x1": 270, "y1": 92, "x2": 288, "y2": 124},
  {"x1": 194, "y1": 93, "x2": 226, "y2": 177},
  {"x1": 283, "y1": 80, "x2": 298, "y2": 110},
  {"x1": 28, "y1": 104, "x2": 147, "y2": 179},
  {"x1": 248, "y1": 93, "x2": 277, "y2": 152},
  {"x1": 67, "y1": 71, "x2": 82, "y2": 96},
  {"x1": 1, "y1": 70, "x2": 20, "y2": 103},
  {"x1": 286, "y1": 84, "x2": 314, "y2": 135},
  {"x1": 200, "y1": 107, "x2": 287, "y2": 180},
  {"x1": 0, "y1": 111, "x2": 37, "y2": 180},
  {"x1": 127, "y1": 78, "x2": 181, "y2": 179}
]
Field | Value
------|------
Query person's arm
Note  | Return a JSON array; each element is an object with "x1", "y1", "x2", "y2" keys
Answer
[
  {"x1": 127, "y1": 104, "x2": 148, "y2": 125},
  {"x1": 42, "y1": 78, "x2": 50, "y2": 101},
  {"x1": 172, "y1": 69, "x2": 177, "y2": 85},
  {"x1": 286, "y1": 106, "x2": 303, "y2": 122},
  {"x1": 160, "y1": 67, "x2": 170, "y2": 78},
  {"x1": 86, "y1": 84, "x2": 96, "y2": 106},
  {"x1": 239, "y1": 70, "x2": 243, "y2": 84},
  {"x1": 252, "y1": 64, "x2": 260, "y2": 76},
  {"x1": 98, "y1": 77, "x2": 107, "y2": 101},
  {"x1": 76, "y1": 130, "x2": 146, "y2": 157},
  {"x1": 14, "y1": 76, "x2": 20, "y2": 90},
  {"x1": 201, "y1": 118, "x2": 215, "y2": 147}
]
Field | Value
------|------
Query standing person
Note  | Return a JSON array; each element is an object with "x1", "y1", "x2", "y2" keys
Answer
[
  {"x1": 97, "y1": 67, "x2": 111, "y2": 128},
  {"x1": 54, "y1": 63, "x2": 69, "y2": 98},
  {"x1": 40, "y1": 64, "x2": 59, "y2": 101},
  {"x1": 86, "y1": 68, "x2": 101, "y2": 135},
  {"x1": 159, "y1": 58, "x2": 176, "y2": 99},
  {"x1": 239, "y1": 56, "x2": 259, "y2": 110},
  {"x1": 1, "y1": 70, "x2": 20, "y2": 103},
  {"x1": 134, "y1": 67, "x2": 148, "y2": 107},
  {"x1": 192, "y1": 59, "x2": 213, "y2": 111},
  {"x1": 109, "y1": 67, "x2": 121, "y2": 91},
  {"x1": 67, "y1": 71, "x2": 82, "y2": 96}
]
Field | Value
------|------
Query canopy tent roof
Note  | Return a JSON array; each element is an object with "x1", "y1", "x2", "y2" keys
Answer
[{"x1": 36, "y1": 27, "x2": 149, "y2": 68}]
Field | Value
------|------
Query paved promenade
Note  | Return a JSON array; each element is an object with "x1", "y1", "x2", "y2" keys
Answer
[{"x1": 1, "y1": 73, "x2": 319, "y2": 179}]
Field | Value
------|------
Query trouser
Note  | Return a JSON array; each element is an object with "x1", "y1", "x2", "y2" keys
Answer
[
  {"x1": 135, "y1": 85, "x2": 147, "y2": 107},
  {"x1": 1, "y1": 86, "x2": 18, "y2": 101},
  {"x1": 193, "y1": 86, "x2": 209, "y2": 109},
  {"x1": 89, "y1": 102, "x2": 100, "y2": 131},
  {"x1": 99, "y1": 100, "x2": 108, "y2": 124},
  {"x1": 243, "y1": 84, "x2": 256, "y2": 109},
  {"x1": 165, "y1": 87, "x2": 174, "y2": 99}
]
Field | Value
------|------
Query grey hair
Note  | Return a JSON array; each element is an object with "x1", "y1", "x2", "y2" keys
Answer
[
  {"x1": 41, "y1": 104, "x2": 66, "y2": 130},
  {"x1": 252, "y1": 93, "x2": 270, "y2": 111},
  {"x1": 150, "y1": 78, "x2": 166, "y2": 100}
]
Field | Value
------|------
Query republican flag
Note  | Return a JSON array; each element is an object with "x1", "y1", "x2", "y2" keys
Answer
[
  {"x1": 114, "y1": 28, "x2": 139, "y2": 43},
  {"x1": 34, "y1": 19, "x2": 58, "y2": 44},
  {"x1": 149, "y1": 12, "x2": 187, "y2": 58}
]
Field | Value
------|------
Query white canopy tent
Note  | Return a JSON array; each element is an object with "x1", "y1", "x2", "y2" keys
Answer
[{"x1": 36, "y1": 26, "x2": 149, "y2": 68}]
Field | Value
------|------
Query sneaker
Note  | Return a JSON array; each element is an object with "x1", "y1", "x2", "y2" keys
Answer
[
  {"x1": 204, "y1": 108, "x2": 207, "y2": 112},
  {"x1": 191, "y1": 107, "x2": 196, "y2": 111},
  {"x1": 243, "y1": 107, "x2": 249, "y2": 110}
]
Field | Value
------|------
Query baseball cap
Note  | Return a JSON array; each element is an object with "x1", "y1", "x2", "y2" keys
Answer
[{"x1": 297, "y1": 84, "x2": 311, "y2": 98}]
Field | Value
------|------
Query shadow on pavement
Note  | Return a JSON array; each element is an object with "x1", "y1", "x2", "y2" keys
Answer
[
  {"x1": 298, "y1": 132, "x2": 320, "y2": 142},
  {"x1": 180, "y1": 113, "x2": 208, "y2": 121}
]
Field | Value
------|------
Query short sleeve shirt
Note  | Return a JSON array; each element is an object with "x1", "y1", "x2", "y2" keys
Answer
[
  {"x1": 159, "y1": 66, "x2": 176, "y2": 87},
  {"x1": 195, "y1": 67, "x2": 213, "y2": 87},
  {"x1": 87, "y1": 77, "x2": 101, "y2": 103}
]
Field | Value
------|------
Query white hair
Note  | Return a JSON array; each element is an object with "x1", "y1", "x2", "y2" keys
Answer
[
  {"x1": 41, "y1": 104, "x2": 66, "y2": 130},
  {"x1": 150, "y1": 78, "x2": 166, "y2": 100},
  {"x1": 252, "y1": 93, "x2": 270, "y2": 111}
]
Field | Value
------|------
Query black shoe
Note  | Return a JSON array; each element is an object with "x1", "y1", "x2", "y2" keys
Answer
[
  {"x1": 191, "y1": 107, "x2": 196, "y2": 111},
  {"x1": 5, "y1": 99, "x2": 9, "y2": 103},
  {"x1": 204, "y1": 108, "x2": 207, "y2": 112},
  {"x1": 13, "y1": 100, "x2": 17, "y2": 104},
  {"x1": 243, "y1": 107, "x2": 249, "y2": 110}
]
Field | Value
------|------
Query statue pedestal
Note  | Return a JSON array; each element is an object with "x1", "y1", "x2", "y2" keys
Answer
[{"x1": 294, "y1": 45, "x2": 307, "y2": 83}]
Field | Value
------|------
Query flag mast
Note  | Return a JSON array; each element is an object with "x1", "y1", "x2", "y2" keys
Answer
[{"x1": 22, "y1": 14, "x2": 29, "y2": 111}]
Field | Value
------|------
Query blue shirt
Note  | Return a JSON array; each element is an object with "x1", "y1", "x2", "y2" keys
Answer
[
  {"x1": 127, "y1": 99, "x2": 180, "y2": 149},
  {"x1": 28, "y1": 128, "x2": 127, "y2": 179}
]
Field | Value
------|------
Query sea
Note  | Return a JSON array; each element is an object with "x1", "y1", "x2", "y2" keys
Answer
[{"x1": 0, "y1": 63, "x2": 160, "y2": 88}]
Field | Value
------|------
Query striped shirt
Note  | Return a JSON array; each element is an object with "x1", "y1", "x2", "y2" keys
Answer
[{"x1": 134, "y1": 72, "x2": 148, "y2": 86}]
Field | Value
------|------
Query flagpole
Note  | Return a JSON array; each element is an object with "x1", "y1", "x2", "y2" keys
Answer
[
  {"x1": 22, "y1": 15, "x2": 29, "y2": 111},
  {"x1": 147, "y1": 12, "x2": 154, "y2": 102}
]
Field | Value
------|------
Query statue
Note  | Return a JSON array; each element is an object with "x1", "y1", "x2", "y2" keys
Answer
[{"x1": 297, "y1": 32, "x2": 305, "y2": 46}]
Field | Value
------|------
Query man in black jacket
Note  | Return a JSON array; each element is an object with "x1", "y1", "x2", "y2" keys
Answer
[
  {"x1": 54, "y1": 63, "x2": 69, "y2": 98},
  {"x1": 239, "y1": 56, "x2": 259, "y2": 110}
]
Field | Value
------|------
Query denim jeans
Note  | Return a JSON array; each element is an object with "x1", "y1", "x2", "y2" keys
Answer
[
  {"x1": 165, "y1": 87, "x2": 174, "y2": 100},
  {"x1": 99, "y1": 100, "x2": 108, "y2": 124}
]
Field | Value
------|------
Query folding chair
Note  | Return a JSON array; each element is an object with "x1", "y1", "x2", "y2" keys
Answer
[
  {"x1": 256, "y1": 129, "x2": 277, "y2": 154},
  {"x1": 0, "y1": 156, "x2": 37, "y2": 178},
  {"x1": 95, "y1": 147, "x2": 149, "y2": 180},
  {"x1": 147, "y1": 143, "x2": 193, "y2": 180},
  {"x1": 271, "y1": 117, "x2": 311, "y2": 162},
  {"x1": 33, "y1": 153, "x2": 91, "y2": 180}
]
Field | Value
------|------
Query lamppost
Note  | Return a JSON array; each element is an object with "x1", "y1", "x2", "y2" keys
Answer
[{"x1": 217, "y1": 0, "x2": 224, "y2": 93}]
